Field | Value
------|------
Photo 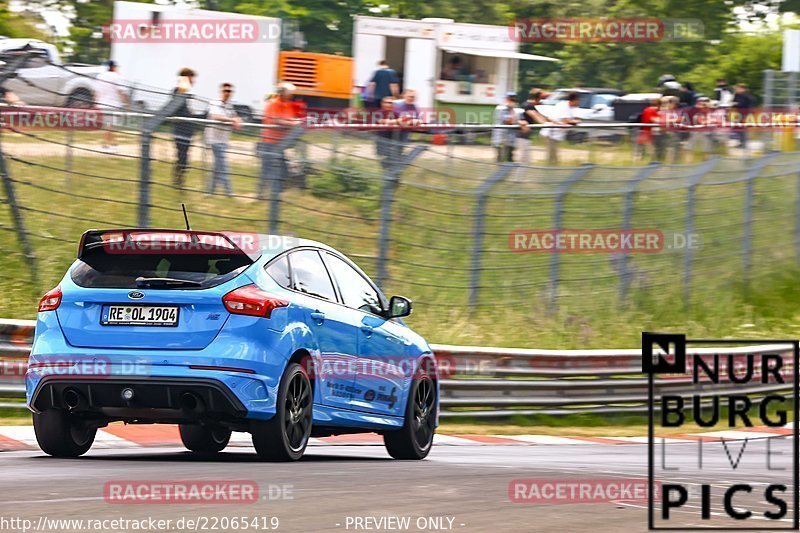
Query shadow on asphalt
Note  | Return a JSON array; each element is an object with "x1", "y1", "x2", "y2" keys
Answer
[{"x1": 25, "y1": 450, "x2": 394, "y2": 463}]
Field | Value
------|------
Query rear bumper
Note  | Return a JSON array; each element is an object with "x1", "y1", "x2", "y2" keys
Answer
[
  {"x1": 26, "y1": 367, "x2": 279, "y2": 421},
  {"x1": 28, "y1": 310, "x2": 290, "y2": 420},
  {"x1": 29, "y1": 376, "x2": 249, "y2": 422}
]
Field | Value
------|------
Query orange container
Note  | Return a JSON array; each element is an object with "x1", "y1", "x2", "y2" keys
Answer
[{"x1": 278, "y1": 51, "x2": 353, "y2": 107}]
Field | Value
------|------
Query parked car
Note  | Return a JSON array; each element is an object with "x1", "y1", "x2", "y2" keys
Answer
[
  {"x1": 0, "y1": 38, "x2": 103, "y2": 107},
  {"x1": 537, "y1": 87, "x2": 626, "y2": 142},
  {"x1": 27, "y1": 229, "x2": 438, "y2": 461}
]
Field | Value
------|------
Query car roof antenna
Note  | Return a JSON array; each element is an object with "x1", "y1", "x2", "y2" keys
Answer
[{"x1": 181, "y1": 203, "x2": 192, "y2": 231}]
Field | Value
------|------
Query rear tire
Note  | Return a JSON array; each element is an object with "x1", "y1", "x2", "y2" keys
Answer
[
  {"x1": 251, "y1": 363, "x2": 312, "y2": 461},
  {"x1": 32, "y1": 409, "x2": 96, "y2": 458},
  {"x1": 384, "y1": 370, "x2": 436, "y2": 460},
  {"x1": 179, "y1": 424, "x2": 231, "y2": 454}
]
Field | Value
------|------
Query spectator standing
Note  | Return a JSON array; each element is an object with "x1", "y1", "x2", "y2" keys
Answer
[
  {"x1": 541, "y1": 91, "x2": 581, "y2": 166},
  {"x1": 635, "y1": 98, "x2": 662, "y2": 161},
  {"x1": 393, "y1": 89, "x2": 420, "y2": 146},
  {"x1": 260, "y1": 82, "x2": 302, "y2": 198},
  {"x1": 492, "y1": 92, "x2": 520, "y2": 163},
  {"x1": 204, "y1": 83, "x2": 241, "y2": 196},
  {"x1": 733, "y1": 83, "x2": 755, "y2": 149},
  {"x1": 367, "y1": 60, "x2": 399, "y2": 112},
  {"x1": 679, "y1": 82, "x2": 697, "y2": 108},
  {"x1": 517, "y1": 88, "x2": 549, "y2": 166},
  {"x1": 713, "y1": 78, "x2": 734, "y2": 108},
  {"x1": 172, "y1": 68, "x2": 205, "y2": 188},
  {"x1": 658, "y1": 96, "x2": 681, "y2": 163},
  {"x1": 685, "y1": 96, "x2": 713, "y2": 157},
  {"x1": 94, "y1": 60, "x2": 128, "y2": 152},
  {"x1": 374, "y1": 96, "x2": 401, "y2": 170}
]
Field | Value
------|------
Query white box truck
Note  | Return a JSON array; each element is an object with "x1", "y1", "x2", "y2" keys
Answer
[
  {"x1": 352, "y1": 16, "x2": 557, "y2": 123},
  {"x1": 110, "y1": 1, "x2": 281, "y2": 120}
]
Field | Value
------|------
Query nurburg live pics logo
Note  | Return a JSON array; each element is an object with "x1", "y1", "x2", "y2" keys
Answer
[{"x1": 643, "y1": 332, "x2": 800, "y2": 530}]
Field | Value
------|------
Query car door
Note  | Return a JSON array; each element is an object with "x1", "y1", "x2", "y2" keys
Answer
[
  {"x1": 322, "y1": 252, "x2": 411, "y2": 417},
  {"x1": 287, "y1": 249, "x2": 362, "y2": 410}
]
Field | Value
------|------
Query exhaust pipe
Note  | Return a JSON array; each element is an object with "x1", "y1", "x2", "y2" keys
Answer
[
  {"x1": 180, "y1": 392, "x2": 205, "y2": 414},
  {"x1": 62, "y1": 388, "x2": 85, "y2": 411}
]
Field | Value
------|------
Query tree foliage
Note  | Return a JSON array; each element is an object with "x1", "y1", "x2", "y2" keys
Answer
[{"x1": 11, "y1": 0, "x2": 794, "y2": 99}]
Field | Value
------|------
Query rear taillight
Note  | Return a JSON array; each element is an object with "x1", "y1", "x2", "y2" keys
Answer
[
  {"x1": 223, "y1": 284, "x2": 288, "y2": 318},
  {"x1": 38, "y1": 285, "x2": 62, "y2": 312}
]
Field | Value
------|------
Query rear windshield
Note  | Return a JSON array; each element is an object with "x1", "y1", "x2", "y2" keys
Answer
[{"x1": 71, "y1": 251, "x2": 251, "y2": 289}]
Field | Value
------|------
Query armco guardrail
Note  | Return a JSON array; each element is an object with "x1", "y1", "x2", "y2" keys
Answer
[{"x1": 0, "y1": 320, "x2": 794, "y2": 417}]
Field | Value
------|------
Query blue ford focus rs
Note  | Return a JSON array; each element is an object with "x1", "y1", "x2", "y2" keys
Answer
[{"x1": 26, "y1": 229, "x2": 438, "y2": 461}]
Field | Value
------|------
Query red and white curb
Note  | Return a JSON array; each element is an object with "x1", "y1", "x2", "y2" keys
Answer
[{"x1": 0, "y1": 425, "x2": 793, "y2": 452}]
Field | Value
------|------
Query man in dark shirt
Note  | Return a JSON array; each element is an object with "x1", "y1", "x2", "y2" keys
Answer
[
  {"x1": 679, "y1": 82, "x2": 697, "y2": 108},
  {"x1": 732, "y1": 83, "x2": 755, "y2": 149},
  {"x1": 517, "y1": 88, "x2": 549, "y2": 165},
  {"x1": 367, "y1": 60, "x2": 399, "y2": 111}
]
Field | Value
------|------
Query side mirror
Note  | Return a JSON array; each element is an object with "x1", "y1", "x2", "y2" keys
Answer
[
  {"x1": 592, "y1": 103, "x2": 608, "y2": 113},
  {"x1": 387, "y1": 295, "x2": 412, "y2": 318}
]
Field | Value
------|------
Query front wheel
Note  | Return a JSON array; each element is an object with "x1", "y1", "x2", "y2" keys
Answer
[
  {"x1": 383, "y1": 373, "x2": 436, "y2": 460},
  {"x1": 179, "y1": 424, "x2": 231, "y2": 454},
  {"x1": 32, "y1": 409, "x2": 96, "y2": 458},
  {"x1": 251, "y1": 363, "x2": 312, "y2": 461}
]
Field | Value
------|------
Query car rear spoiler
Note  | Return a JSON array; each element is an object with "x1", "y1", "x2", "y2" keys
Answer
[{"x1": 77, "y1": 229, "x2": 259, "y2": 261}]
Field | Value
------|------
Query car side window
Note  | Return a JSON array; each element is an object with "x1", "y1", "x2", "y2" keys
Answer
[
  {"x1": 1, "y1": 48, "x2": 48, "y2": 69},
  {"x1": 289, "y1": 250, "x2": 336, "y2": 301},
  {"x1": 324, "y1": 253, "x2": 382, "y2": 315},
  {"x1": 265, "y1": 255, "x2": 291, "y2": 289}
]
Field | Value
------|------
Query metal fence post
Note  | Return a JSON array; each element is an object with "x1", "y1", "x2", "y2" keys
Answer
[
  {"x1": 0, "y1": 150, "x2": 38, "y2": 288},
  {"x1": 65, "y1": 129, "x2": 73, "y2": 190},
  {"x1": 763, "y1": 70, "x2": 775, "y2": 109},
  {"x1": 796, "y1": 161, "x2": 800, "y2": 265},
  {"x1": 741, "y1": 153, "x2": 777, "y2": 291},
  {"x1": 548, "y1": 164, "x2": 594, "y2": 313},
  {"x1": 619, "y1": 162, "x2": 661, "y2": 302},
  {"x1": 764, "y1": 70, "x2": 775, "y2": 151},
  {"x1": 683, "y1": 158, "x2": 720, "y2": 306},
  {"x1": 330, "y1": 128, "x2": 340, "y2": 165},
  {"x1": 469, "y1": 163, "x2": 515, "y2": 306},
  {"x1": 375, "y1": 144, "x2": 427, "y2": 289},
  {"x1": 138, "y1": 94, "x2": 189, "y2": 227}
]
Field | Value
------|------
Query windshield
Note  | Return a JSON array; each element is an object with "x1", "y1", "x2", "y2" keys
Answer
[
  {"x1": 71, "y1": 231, "x2": 253, "y2": 289},
  {"x1": 71, "y1": 252, "x2": 250, "y2": 289}
]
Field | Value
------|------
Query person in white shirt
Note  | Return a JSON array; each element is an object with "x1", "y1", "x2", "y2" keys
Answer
[
  {"x1": 541, "y1": 91, "x2": 581, "y2": 165},
  {"x1": 93, "y1": 60, "x2": 128, "y2": 151},
  {"x1": 205, "y1": 83, "x2": 241, "y2": 195}
]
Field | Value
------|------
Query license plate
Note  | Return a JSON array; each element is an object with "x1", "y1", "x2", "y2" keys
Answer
[{"x1": 101, "y1": 305, "x2": 179, "y2": 327}]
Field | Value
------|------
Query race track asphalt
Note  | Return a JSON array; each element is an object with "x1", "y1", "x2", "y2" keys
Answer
[{"x1": 0, "y1": 436, "x2": 794, "y2": 532}]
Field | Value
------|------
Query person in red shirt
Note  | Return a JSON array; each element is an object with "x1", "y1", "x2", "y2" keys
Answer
[
  {"x1": 262, "y1": 83, "x2": 302, "y2": 144},
  {"x1": 259, "y1": 83, "x2": 303, "y2": 199},
  {"x1": 635, "y1": 98, "x2": 661, "y2": 161}
]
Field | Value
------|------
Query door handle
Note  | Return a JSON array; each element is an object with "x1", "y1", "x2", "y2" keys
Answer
[
  {"x1": 310, "y1": 311, "x2": 325, "y2": 324},
  {"x1": 360, "y1": 325, "x2": 374, "y2": 337}
]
